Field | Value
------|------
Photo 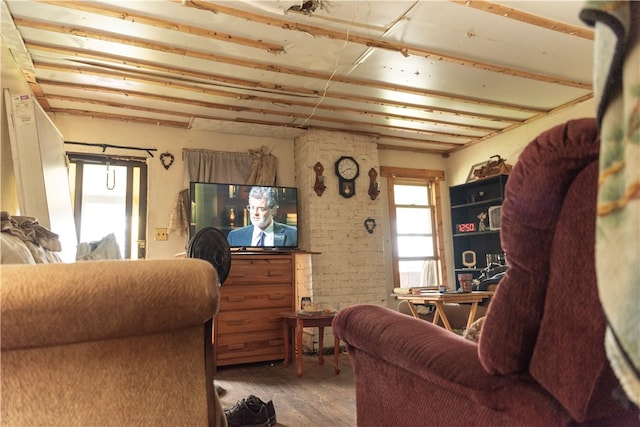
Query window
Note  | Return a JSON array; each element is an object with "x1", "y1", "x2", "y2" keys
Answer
[
  {"x1": 381, "y1": 167, "x2": 447, "y2": 288},
  {"x1": 67, "y1": 153, "x2": 148, "y2": 259}
]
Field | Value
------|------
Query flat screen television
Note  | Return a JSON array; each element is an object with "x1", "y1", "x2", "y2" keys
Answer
[{"x1": 190, "y1": 182, "x2": 298, "y2": 250}]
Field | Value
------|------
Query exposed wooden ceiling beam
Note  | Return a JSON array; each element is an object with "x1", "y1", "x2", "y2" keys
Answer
[
  {"x1": 49, "y1": 106, "x2": 458, "y2": 154},
  {"x1": 50, "y1": 108, "x2": 189, "y2": 128},
  {"x1": 32, "y1": 59, "x2": 525, "y2": 137},
  {"x1": 16, "y1": 18, "x2": 554, "y2": 114},
  {"x1": 44, "y1": 90, "x2": 480, "y2": 141},
  {"x1": 35, "y1": 0, "x2": 285, "y2": 54},
  {"x1": 450, "y1": 0, "x2": 594, "y2": 40},
  {"x1": 183, "y1": 0, "x2": 591, "y2": 90},
  {"x1": 27, "y1": 39, "x2": 530, "y2": 123}
]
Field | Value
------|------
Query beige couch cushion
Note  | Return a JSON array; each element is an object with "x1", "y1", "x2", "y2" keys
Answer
[{"x1": 0, "y1": 233, "x2": 36, "y2": 264}]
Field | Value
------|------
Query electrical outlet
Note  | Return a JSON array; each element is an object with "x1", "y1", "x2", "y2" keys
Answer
[{"x1": 154, "y1": 228, "x2": 168, "y2": 241}]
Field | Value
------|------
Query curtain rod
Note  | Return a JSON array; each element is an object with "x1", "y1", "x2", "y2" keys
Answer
[{"x1": 65, "y1": 141, "x2": 157, "y2": 157}]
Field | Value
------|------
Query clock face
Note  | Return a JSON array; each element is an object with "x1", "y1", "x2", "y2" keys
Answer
[
  {"x1": 336, "y1": 157, "x2": 359, "y2": 180},
  {"x1": 456, "y1": 223, "x2": 475, "y2": 233}
]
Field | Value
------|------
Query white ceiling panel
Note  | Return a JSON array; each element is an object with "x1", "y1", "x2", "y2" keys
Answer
[{"x1": 2, "y1": 0, "x2": 596, "y2": 154}]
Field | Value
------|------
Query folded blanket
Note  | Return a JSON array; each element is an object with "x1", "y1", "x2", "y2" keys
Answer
[
  {"x1": 581, "y1": 1, "x2": 640, "y2": 407},
  {"x1": 0, "y1": 211, "x2": 61, "y2": 252}
]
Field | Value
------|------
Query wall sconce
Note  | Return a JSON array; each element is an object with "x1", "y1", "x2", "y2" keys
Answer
[
  {"x1": 313, "y1": 162, "x2": 326, "y2": 196},
  {"x1": 368, "y1": 167, "x2": 380, "y2": 200}
]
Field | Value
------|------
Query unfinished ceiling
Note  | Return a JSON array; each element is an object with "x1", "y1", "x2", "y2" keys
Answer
[{"x1": 1, "y1": 0, "x2": 594, "y2": 154}]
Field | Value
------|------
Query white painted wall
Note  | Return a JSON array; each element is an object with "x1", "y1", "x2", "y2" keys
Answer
[
  {"x1": 446, "y1": 101, "x2": 597, "y2": 186},
  {"x1": 1, "y1": 44, "x2": 31, "y2": 214},
  {"x1": 52, "y1": 115, "x2": 296, "y2": 259}
]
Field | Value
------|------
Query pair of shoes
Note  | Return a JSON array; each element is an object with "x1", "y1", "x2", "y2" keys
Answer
[
  {"x1": 224, "y1": 395, "x2": 276, "y2": 427},
  {"x1": 246, "y1": 395, "x2": 276, "y2": 426}
]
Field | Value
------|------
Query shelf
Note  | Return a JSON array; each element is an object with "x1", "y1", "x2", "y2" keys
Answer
[
  {"x1": 451, "y1": 197, "x2": 503, "y2": 209},
  {"x1": 453, "y1": 230, "x2": 500, "y2": 238},
  {"x1": 450, "y1": 174, "x2": 508, "y2": 276}
]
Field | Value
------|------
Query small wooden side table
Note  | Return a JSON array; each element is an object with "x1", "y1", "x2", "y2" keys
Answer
[
  {"x1": 280, "y1": 312, "x2": 341, "y2": 378},
  {"x1": 395, "y1": 291, "x2": 494, "y2": 331}
]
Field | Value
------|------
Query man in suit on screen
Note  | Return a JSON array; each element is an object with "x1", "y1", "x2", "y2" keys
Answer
[{"x1": 227, "y1": 186, "x2": 297, "y2": 248}]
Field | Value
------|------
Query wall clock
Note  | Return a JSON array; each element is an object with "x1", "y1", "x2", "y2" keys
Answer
[{"x1": 335, "y1": 156, "x2": 359, "y2": 198}]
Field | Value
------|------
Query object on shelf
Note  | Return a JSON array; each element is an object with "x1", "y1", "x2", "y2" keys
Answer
[
  {"x1": 462, "y1": 250, "x2": 477, "y2": 268},
  {"x1": 477, "y1": 211, "x2": 489, "y2": 231},
  {"x1": 469, "y1": 191, "x2": 485, "y2": 203},
  {"x1": 456, "y1": 222, "x2": 475, "y2": 233},
  {"x1": 313, "y1": 162, "x2": 327, "y2": 196},
  {"x1": 467, "y1": 155, "x2": 512, "y2": 182},
  {"x1": 488, "y1": 206, "x2": 502, "y2": 230},
  {"x1": 368, "y1": 168, "x2": 380, "y2": 200}
]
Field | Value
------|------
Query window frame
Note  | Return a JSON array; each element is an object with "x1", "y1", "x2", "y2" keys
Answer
[
  {"x1": 67, "y1": 152, "x2": 148, "y2": 259},
  {"x1": 381, "y1": 167, "x2": 447, "y2": 289}
]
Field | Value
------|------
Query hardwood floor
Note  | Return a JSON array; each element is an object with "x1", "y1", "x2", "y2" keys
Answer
[{"x1": 215, "y1": 353, "x2": 356, "y2": 426}]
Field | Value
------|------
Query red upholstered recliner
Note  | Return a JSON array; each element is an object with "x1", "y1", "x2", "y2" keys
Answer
[{"x1": 333, "y1": 119, "x2": 639, "y2": 426}]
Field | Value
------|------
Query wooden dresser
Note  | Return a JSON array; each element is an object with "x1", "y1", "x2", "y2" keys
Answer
[{"x1": 214, "y1": 252, "x2": 296, "y2": 367}]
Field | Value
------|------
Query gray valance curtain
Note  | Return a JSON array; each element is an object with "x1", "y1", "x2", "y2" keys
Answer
[
  {"x1": 169, "y1": 146, "x2": 278, "y2": 240},
  {"x1": 182, "y1": 149, "x2": 253, "y2": 188}
]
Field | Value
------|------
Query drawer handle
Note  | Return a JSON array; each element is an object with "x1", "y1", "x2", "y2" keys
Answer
[
  {"x1": 227, "y1": 320, "x2": 246, "y2": 326},
  {"x1": 228, "y1": 344, "x2": 245, "y2": 351},
  {"x1": 269, "y1": 294, "x2": 285, "y2": 300},
  {"x1": 228, "y1": 296, "x2": 245, "y2": 302}
]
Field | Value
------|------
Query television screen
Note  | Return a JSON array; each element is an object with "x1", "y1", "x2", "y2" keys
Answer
[{"x1": 190, "y1": 182, "x2": 298, "y2": 249}]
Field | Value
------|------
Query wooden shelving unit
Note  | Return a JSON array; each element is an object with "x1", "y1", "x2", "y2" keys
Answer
[{"x1": 449, "y1": 174, "x2": 509, "y2": 289}]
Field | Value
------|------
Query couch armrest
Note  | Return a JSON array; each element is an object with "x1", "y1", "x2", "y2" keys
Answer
[
  {"x1": 334, "y1": 305, "x2": 496, "y2": 402},
  {"x1": 1, "y1": 258, "x2": 219, "y2": 350},
  {"x1": 333, "y1": 304, "x2": 570, "y2": 416}
]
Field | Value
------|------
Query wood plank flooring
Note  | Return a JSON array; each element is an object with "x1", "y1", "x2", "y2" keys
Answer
[{"x1": 215, "y1": 353, "x2": 356, "y2": 426}]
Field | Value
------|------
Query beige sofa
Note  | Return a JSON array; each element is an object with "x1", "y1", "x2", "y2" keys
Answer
[{"x1": 1, "y1": 245, "x2": 226, "y2": 425}]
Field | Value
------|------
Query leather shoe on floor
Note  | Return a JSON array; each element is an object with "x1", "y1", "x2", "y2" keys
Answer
[
  {"x1": 246, "y1": 395, "x2": 276, "y2": 426},
  {"x1": 225, "y1": 396, "x2": 270, "y2": 427}
]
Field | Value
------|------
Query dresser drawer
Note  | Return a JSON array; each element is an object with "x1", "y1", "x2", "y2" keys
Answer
[
  {"x1": 217, "y1": 308, "x2": 285, "y2": 335},
  {"x1": 216, "y1": 329, "x2": 284, "y2": 363},
  {"x1": 220, "y1": 284, "x2": 292, "y2": 310},
  {"x1": 225, "y1": 257, "x2": 293, "y2": 285}
]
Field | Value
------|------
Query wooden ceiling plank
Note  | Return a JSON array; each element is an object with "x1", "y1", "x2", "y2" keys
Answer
[
  {"x1": 45, "y1": 90, "x2": 481, "y2": 140},
  {"x1": 28, "y1": 39, "x2": 528, "y2": 123},
  {"x1": 18, "y1": 21, "x2": 548, "y2": 116},
  {"x1": 49, "y1": 108, "x2": 189, "y2": 128},
  {"x1": 45, "y1": 88, "x2": 471, "y2": 149},
  {"x1": 187, "y1": 0, "x2": 591, "y2": 89},
  {"x1": 34, "y1": 61, "x2": 520, "y2": 135},
  {"x1": 35, "y1": 0, "x2": 285, "y2": 54},
  {"x1": 450, "y1": 0, "x2": 594, "y2": 40}
]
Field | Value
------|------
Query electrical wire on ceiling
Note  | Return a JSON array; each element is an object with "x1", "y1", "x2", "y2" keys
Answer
[{"x1": 298, "y1": 1, "x2": 357, "y2": 128}]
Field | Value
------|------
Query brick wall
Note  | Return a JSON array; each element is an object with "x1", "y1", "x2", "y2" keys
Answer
[{"x1": 294, "y1": 130, "x2": 387, "y2": 341}]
